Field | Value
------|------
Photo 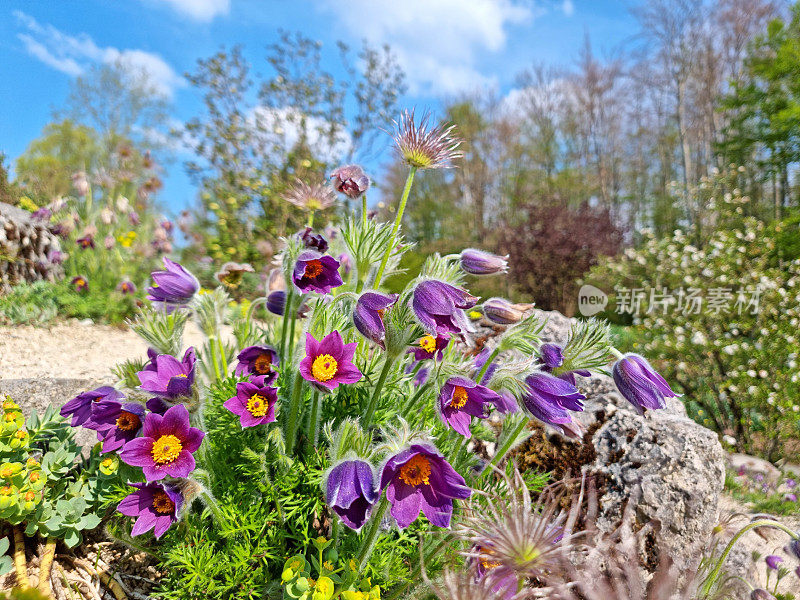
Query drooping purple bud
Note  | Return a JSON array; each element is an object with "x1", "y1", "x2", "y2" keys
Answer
[
  {"x1": 482, "y1": 298, "x2": 534, "y2": 325},
  {"x1": 325, "y1": 459, "x2": 379, "y2": 530},
  {"x1": 612, "y1": 353, "x2": 678, "y2": 415},
  {"x1": 765, "y1": 555, "x2": 783, "y2": 570},
  {"x1": 412, "y1": 280, "x2": 477, "y2": 337},
  {"x1": 539, "y1": 343, "x2": 564, "y2": 370},
  {"x1": 330, "y1": 165, "x2": 370, "y2": 199},
  {"x1": 266, "y1": 290, "x2": 286, "y2": 316},
  {"x1": 751, "y1": 589, "x2": 777, "y2": 600},
  {"x1": 292, "y1": 251, "x2": 342, "y2": 295},
  {"x1": 459, "y1": 249, "x2": 508, "y2": 275},
  {"x1": 146, "y1": 258, "x2": 200, "y2": 312},
  {"x1": 353, "y1": 292, "x2": 398, "y2": 349},
  {"x1": 297, "y1": 227, "x2": 329, "y2": 253}
]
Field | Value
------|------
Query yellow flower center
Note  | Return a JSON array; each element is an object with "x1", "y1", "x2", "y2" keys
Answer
[
  {"x1": 304, "y1": 259, "x2": 324, "y2": 279},
  {"x1": 247, "y1": 393, "x2": 269, "y2": 417},
  {"x1": 29, "y1": 472, "x2": 39, "y2": 483},
  {"x1": 398, "y1": 454, "x2": 432, "y2": 487},
  {"x1": 176, "y1": 373, "x2": 188, "y2": 378},
  {"x1": 116, "y1": 411, "x2": 141, "y2": 432},
  {"x1": 253, "y1": 353, "x2": 273, "y2": 374},
  {"x1": 75, "y1": 278, "x2": 85, "y2": 286},
  {"x1": 312, "y1": 354, "x2": 338, "y2": 382},
  {"x1": 404, "y1": 149, "x2": 433, "y2": 169},
  {"x1": 101, "y1": 458, "x2": 114, "y2": 468},
  {"x1": 450, "y1": 386, "x2": 469, "y2": 409},
  {"x1": 0, "y1": 467, "x2": 13, "y2": 478},
  {"x1": 14, "y1": 430, "x2": 27, "y2": 440},
  {"x1": 419, "y1": 335, "x2": 437, "y2": 354},
  {"x1": 24, "y1": 491, "x2": 36, "y2": 502},
  {"x1": 152, "y1": 490, "x2": 176, "y2": 515},
  {"x1": 0, "y1": 486, "x2": 11, "y2": 496},
  {"x1": 151, "y1": 435, "x2": 183, "y2": 464}
]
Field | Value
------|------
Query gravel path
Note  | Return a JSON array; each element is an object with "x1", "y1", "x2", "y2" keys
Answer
[{"x1": 0, "y1": 320, "x2": 210, "y2": 382}]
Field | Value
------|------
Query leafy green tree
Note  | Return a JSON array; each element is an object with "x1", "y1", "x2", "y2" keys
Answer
[
  {"x1": 182, "y1": 35, "x2": 405, "y2": 265},
  {"x1": 0, "y1": 153, "x2": 21, "y2": 206},
  {"x1": 718, "y1": 5, "x2": 800, "y2": 218}
]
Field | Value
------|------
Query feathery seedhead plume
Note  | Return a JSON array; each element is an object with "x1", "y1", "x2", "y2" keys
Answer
[
  {"x1": 283, "y1": 179, "x2": 337, "y2": 212},
  {"x1": 393, "y1": 109, "x2": 463, "y2": 170}
]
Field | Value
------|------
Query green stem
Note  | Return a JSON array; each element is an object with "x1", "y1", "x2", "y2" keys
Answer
[
  {"x1": 373, "y1": 167, "x2": 417, "y2": 288},
  {"x1": 202, "y1": 491, "x2": 226, "y2": 528},
  {"x1": 288, "y1": 298, "x2": 299, "y2": 358},
  {"x1": 700, "y1": 519, "x2": 798, "y2": 596},
  {"x1": 208, "y1": 339, "x2": 222, "y2": 381},
  {"x1": 401, "y1": 382, "x2": 431, "y2": 417},
  {"x1": 475, "y1": 348, "x2": 500, "y2": 383},
  {"x1": 279, "y1": 289, "x2": 295, "y2": 362},
  {"x1": 245, "y1": 297, "x2": 267, "y2": 322},
  {"x1": 481, "y1": 417, "x2": 529, "y2": 477},
  {"x1": 285, "y1": 372, "x2": 305, "y2": 455},
  {"x1": 216, "y1": 337, "x2": 228, "y2": 376},
  {"x1": 361, "y1": 193, "x2": 368, "y2": 227},
  {"x1": 307, "y1": 390, "x2": 322, "y2": 449},
  {"x1": 356, "y1": 497, "x2": 389, "y2": 572},
  {"x1": 307, "y1": 210, "x2": 315, "y2": 228},
  {"x1": 362, "y1": 356, "x2": 395, "y2": 429},
  {"x1": 385, "y1": 533, "x2": 454, "y2": 600}
]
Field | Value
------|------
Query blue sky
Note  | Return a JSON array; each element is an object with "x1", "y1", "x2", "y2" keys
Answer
[{"x1": 0, "y1": 0, "x2": 638, "y2": 214}]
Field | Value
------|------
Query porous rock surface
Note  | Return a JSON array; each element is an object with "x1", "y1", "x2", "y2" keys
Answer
[
  {"x1": 0, "y1": 201, "x2": 62, "y2": 292},
  {"x1": 534, "y1": 309, "x2": 726, "y2": 574}
]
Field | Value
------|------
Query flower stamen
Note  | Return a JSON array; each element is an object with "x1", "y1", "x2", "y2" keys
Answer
[
  {"x1": 312, "y1": 354, "x2": 338, "y2": 382},
  {"x1": 419, "y1": 335, "x2": 437, "y2": 354},
  {"x1": 399, "y1": 454, "x2": 432, "y2": 487},
  {"x1": 451, "y1": 386, "x2": 469, "y2": 409},
  {"x1": 253, "y1": 353, "x2": 272, "y2": 374},
  {"x1": 152, "y1": 490, "x2": 176, "y2": 515},
  {"x1": 116, "y1": 411, "x2": 141, "y2": 431},
  {"x1": 247, "y1": 393, "x2": 269, "y2": 417},
  {"x1": 151, "y1": 434, "x2": 183, "y2": 464},
  {"x1": 304, "y1": 260, "x2": 324, "y2": 279}
]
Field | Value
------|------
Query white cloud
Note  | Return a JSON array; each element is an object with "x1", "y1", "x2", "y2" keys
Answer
[
  {"x1": 251, "y1": 106, "x2": 353, "y2": 163},
  {"x1": 562, "y1": 0, "x2": 575, "y2": 16},
  {"x1": 13, "y1": 10, "x2": 183, "y2": 98},
  {"x1": 145, "y1": 0, "x2": 230, "y2": 21},
  {"x1": 318, "y1": 0, "x2": 532, "y2": 95}
]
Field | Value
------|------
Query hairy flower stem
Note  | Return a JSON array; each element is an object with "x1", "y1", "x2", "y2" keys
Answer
[
  {"x1": 480, "y1": 417, "x2": 529, "y2": 478},
  {"x1": 279, "y1": 289, "x2": 295, "y2": 362},
  {"x1": 385, "y1": 533, "x2": 454, "y2": 600},
  {"x1": 700, "y1": 519, "x2": 798, "y2": 596},
  {"x1": 285, "y1": 373, "x2": 305, "y2": 455},
  {"x1": 245, "y1": 297, "x2": 267, "y2": 322},
  {"x1": 361, "y1": 193, "x2": 368, "y2": 227},
  {"x1": 362, "y1": 356, "x2": 395, "y2": 429},
  {"x1": 208, "y1": 340, "x2": 222, "y2": 381},
  {"x1": 401, "y1": 382, "x2": 431, "y2": 417},
  {"x1": 202, "y1": 491, "x2": 227, "y2": 528},
  {"x1": 356, "y1": 497, "x2": 389, "y2": 572},
  {"x1": 307, "y1": 390, "x2": 322, "y2": 449},
  {"x1": 374, "y1": 166, "x2": 416, "y2": 288},
  {"x1": 475, "y1": 348, "x2": 500, "y2": 383},
  {"x1": 307, "y1": 210, "x2": 315, "y2": 228}
]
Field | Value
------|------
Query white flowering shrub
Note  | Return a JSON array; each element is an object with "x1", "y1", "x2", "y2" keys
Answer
[{"x1": 589, "y1": 192, "x2": 800, "y2": 460}]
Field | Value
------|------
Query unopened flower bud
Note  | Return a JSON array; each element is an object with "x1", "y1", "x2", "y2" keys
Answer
[
  {"x1": 330, "y1": 165, "x2": 370, "y2": 199},
  {"x1": 459, "y1": 248, "x2": 508, "y2": 275},
  {"x1": 482, "y1": 297, "x2": 534, "y2": 325}
]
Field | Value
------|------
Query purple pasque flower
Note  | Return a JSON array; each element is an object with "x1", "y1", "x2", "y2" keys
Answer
[
  {"x1": 117, "y1": 482, "x2": 183, "y2": 539},
  {"x1": 32, "y1": 207, "x2": 51, "y2": 221},
  {"x1": 474, "y1": 347, "x2": 499, "y2": 384},
  {"x1": 137, "y1": 348, "x2": 196, "y2": 399},
  {"x1": 380, "y1": 443, "x2": 471, "y2": 529},
  {"x1": 438, "y1": 377, "x2": 508, "y2": 438},
  {"x1": 411, "y1": 333, "x2": 450, "y2": 361},
  {"x1": 353, "y1": 292, "x2": 399, "y2": 349},
  {"x1": 119, "y1": 404, "x2": 204, "y2": 481},
  {"x1": 471, "y1": 546, "x2": 519, "y2": 600},
  {"x1": 223, "y1": 380, "x2": 278, "y2": 428},
  {"x1": 88, "y1": 401, "x2": 146, "y2": 453},
  {"x1": 146, "y1": 257, "x2": 200, "y2": 311},
  {"x1": 325, "y1": 459, "x2": 379, "y2": 530},
  {"x1": 70, "y1": 275, "x2": 89, "y2": 292},
  {"x1": 765, "y1": 555, "x2": 783, "y2": 570},
  {"x1": 415, "y1": 367, "x2": 430, "y2": 387},
  {"x1": 235, "y1": 345, "x2": 279, "y2": 377},
  {"x1": 787, "y1": 478, "x2": 797, "y2": 489},
  {"x1": 786, "y1": 493, "x2": 797, "y2": 503},
  {"x1": 338, "y1": 253, "x2": 352, "y2": 277},
  {"x1": 459, "y1": 249, "x2": 508, "y2": 275},
  {"x1": 47, "y1": 249, "x2": 65, "y2": 264},
  {"x1": 77, "y1": 234, "x2": 95, "y2": 250},
  {"x1": 60, "y1": 386, "x2": 125, "y2": 427},
  {"x1": 612, "y1": 353, "x2": 678, "y2": 414},
  {"x1": 412, "y1": 280, "x2": 477, "y2": 337},
  {"x1": 299, "y1": 331, "x2": 362, "y2": 392},
  {"x1": 330, "y1": 165, "x2": 370, "y2": 199},
  {"x1": 521, "y1": 372, "x2": 586, "y2": 439},
  {"x1": 117, "y1": 279, "x2": 137, "y2": 295},
  {"x1": 292, "y1": 251, "x2": 342, "y2": 294}
]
